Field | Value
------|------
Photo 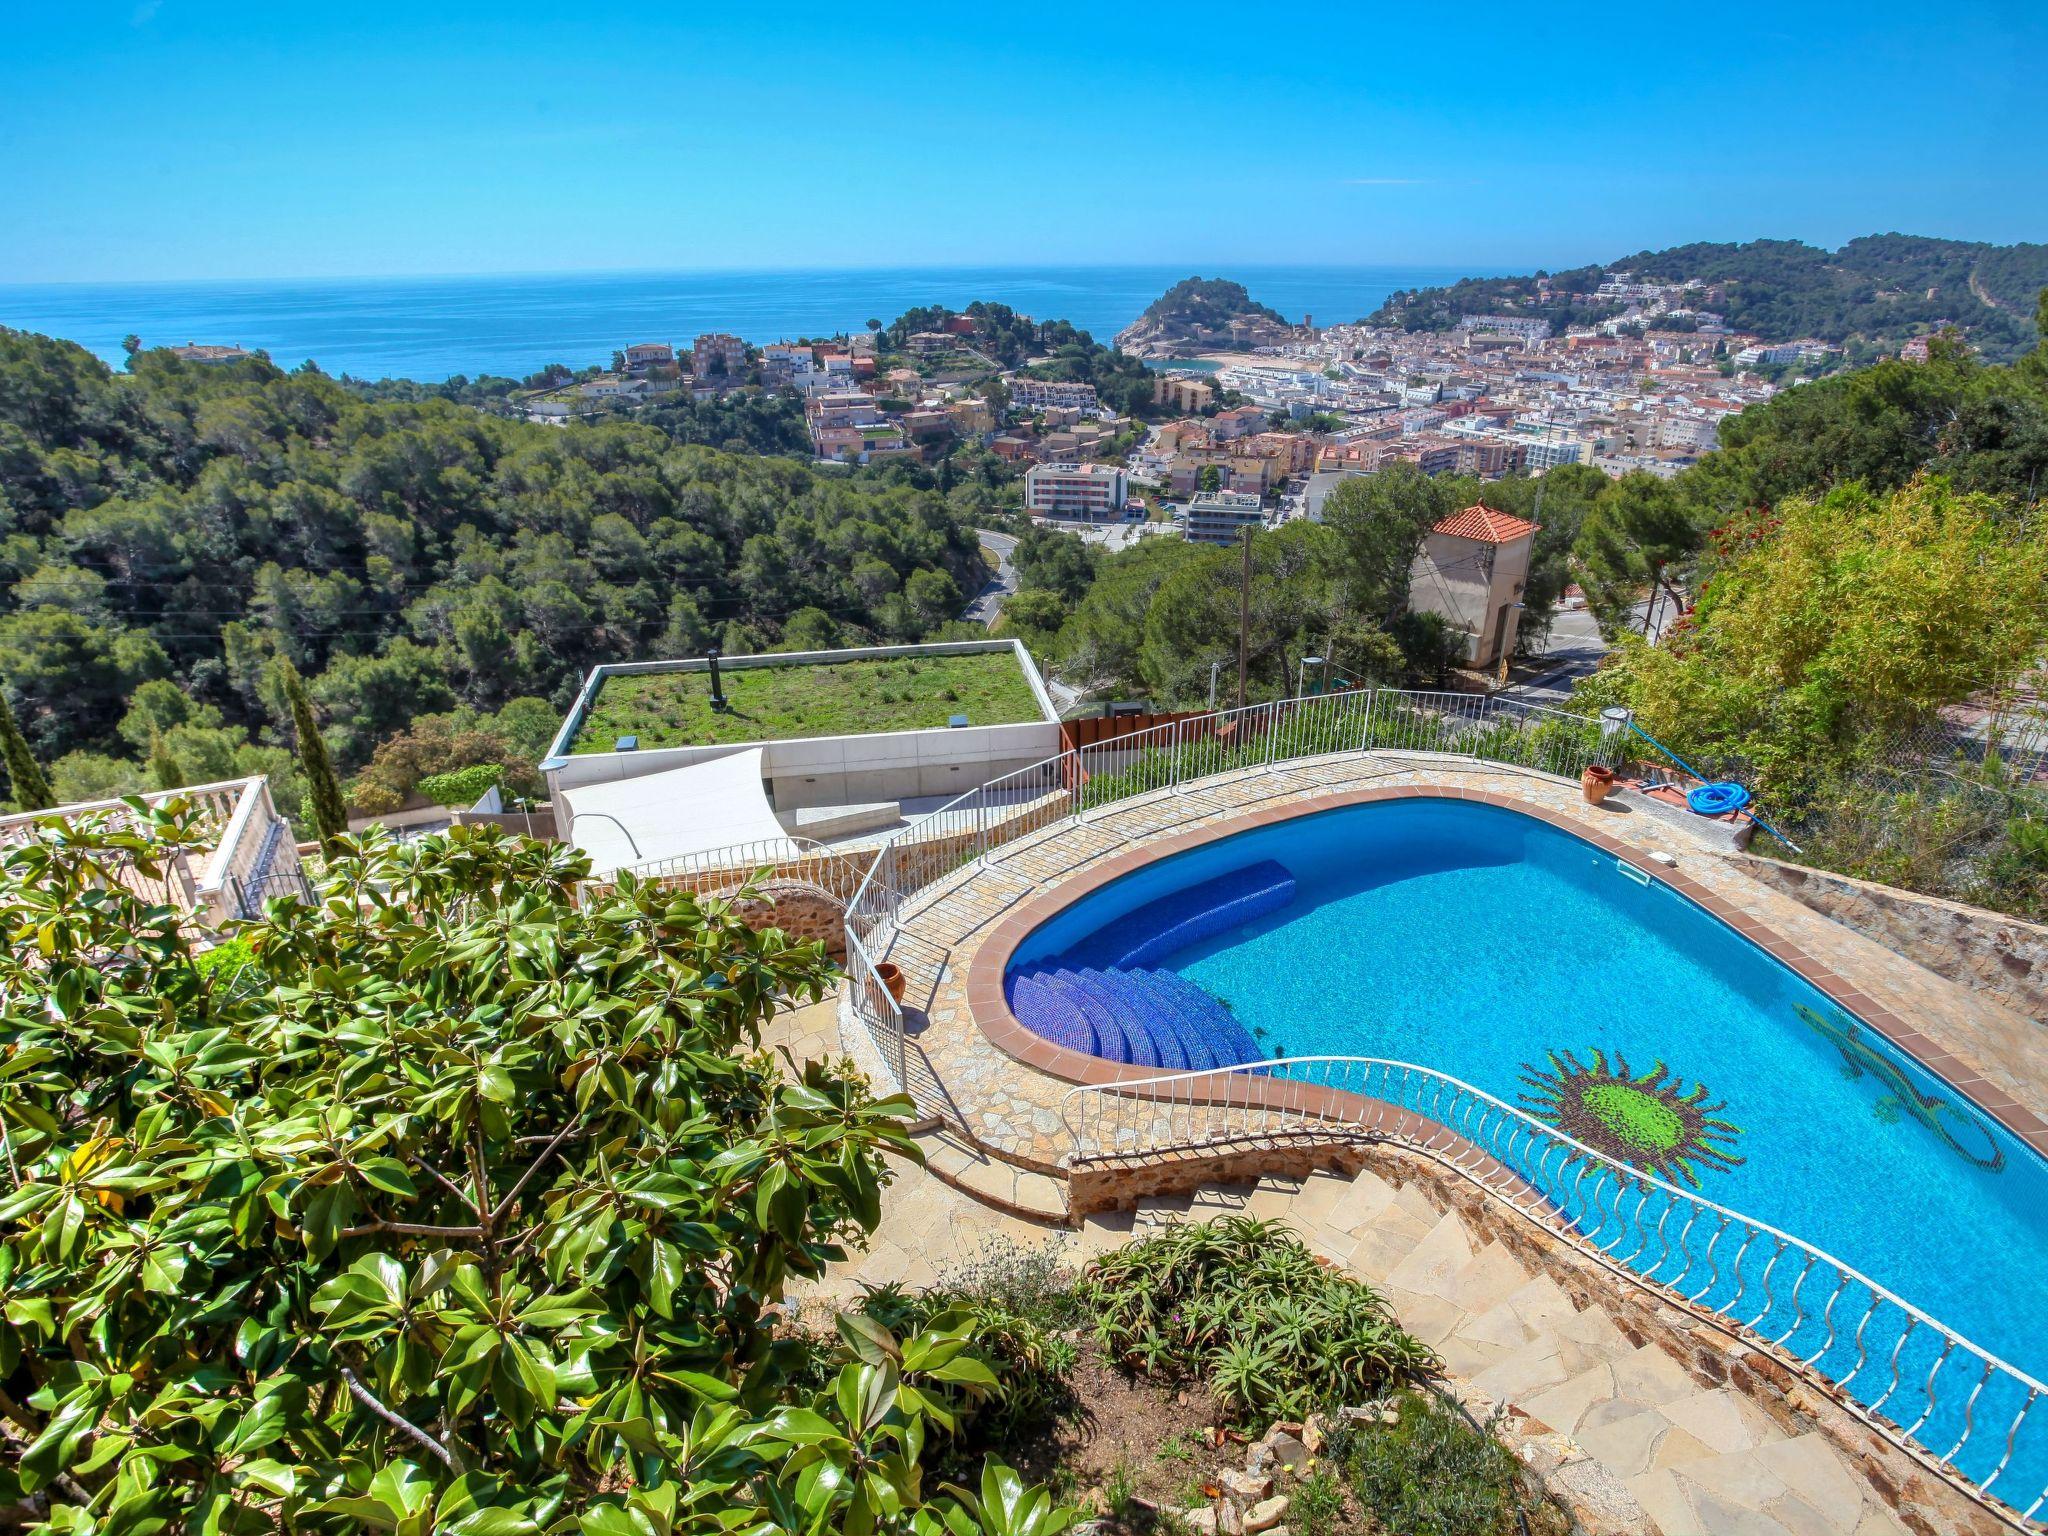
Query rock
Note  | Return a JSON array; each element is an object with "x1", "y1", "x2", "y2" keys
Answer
[
  {"x1": 1259, "y1": 1423, "x2": 1310, "y2": 1473},
  {"x1": 1245, "y1": 1496, "x2": 1289, "y2": 1533},
  {"x1": 1178, "y1": 1509, "x2": 1217, "y2": 1536},
  {"x1": 1301, "y1": 1414, "x2": 1331, "y2": 1455},
  {"x1": 1547, "y1": 1458, "x2": 1650, "y2": 1536},
  {"x1": 1244, "y1": 1441, "x2": 1277, "y2": 1478},
  {"x1": 1512, "y1": 1431, "x2": 1584, "y2": 1477},
  {"x1": 1218, "y1": 1470, "x2": 1271, "y2": 1503}
]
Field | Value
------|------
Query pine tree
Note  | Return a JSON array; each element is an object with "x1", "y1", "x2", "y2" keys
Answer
[
  {"x1": 277, "y1": 659, "x2": 348, "y2": 849},
  {"x1": 148, "y1": 729, "x2": 185, "y2": 792},
  {"x1": 0, "y1": 692, "x2": 54, "y2": 811}
]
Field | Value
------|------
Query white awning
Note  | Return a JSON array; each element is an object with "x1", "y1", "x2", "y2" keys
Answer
[{"x1": 561, "y1": 748, "x2": 797, "y2": 877}]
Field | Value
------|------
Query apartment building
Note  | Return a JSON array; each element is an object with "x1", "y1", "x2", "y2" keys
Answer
[
  {"x1": 1524, "y1": 438, "x2": 1588, "y2": 470},
  {"x1": 1183, "y1": 489, "x2": 1266, "y2": 545},
  {"x1": 1010, "y1": 378, "x2": 1101, "y2": 413},
  {"x1": 1153, "y1": 375, "x2": 1216, "y2": 413},
  {"x1": 692, "y1": 333, "x2": 749, "y2": 378},
  {"x1": 1453, "y1": 438, "x2": 1527, "y2": 479},
  {"x1": 1024, "y1": 462, "x2": 1130, "y2": 521}
]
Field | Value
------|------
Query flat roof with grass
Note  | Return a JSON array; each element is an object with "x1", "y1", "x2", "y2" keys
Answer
[{"x1": 568, "y1": 646, "x2": 1049, "y2": 753}]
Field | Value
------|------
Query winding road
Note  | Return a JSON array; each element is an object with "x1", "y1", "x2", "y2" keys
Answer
[{"x1": 962, "y1": 529, "x2": 1018, "y2": 626}]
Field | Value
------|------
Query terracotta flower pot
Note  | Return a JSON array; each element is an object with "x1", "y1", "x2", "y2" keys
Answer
[
  {"x1": 1581, "y1": 764, "x2": 1617, "y2": 805},
  {"x1": 874, "y1": 961, "x2": 908, "y2": 1004}
]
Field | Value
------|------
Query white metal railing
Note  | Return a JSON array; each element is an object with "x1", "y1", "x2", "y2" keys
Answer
[
  {"x1": 1059, "y1": 1057, "x2": 2048, "y2": 1526},
  {"x1": 0, "y1": 775, "x2": 254, "y2": 847},
  {"x1": 837, "y1": 688, "x2": 1611, "y2": 1108},
  {"x1": 606, "y1": 835, "x2": 870, "y2": 899},
  {"x1": 0, "y1": 776, "x2": 278, "y2": 930}
]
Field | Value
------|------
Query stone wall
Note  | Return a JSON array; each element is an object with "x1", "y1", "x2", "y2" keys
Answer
[
  {"x1": 1737, "y1": 854, "x2": 2048, "y2": 1024},
  {"x1": 724, "y1": 882, "x2": 849, "y2": 960}
]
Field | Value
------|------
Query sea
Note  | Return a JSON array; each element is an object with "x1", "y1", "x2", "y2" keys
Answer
[{"x1": 0, "y1": 264, "x2": 1477, "y2": 384}]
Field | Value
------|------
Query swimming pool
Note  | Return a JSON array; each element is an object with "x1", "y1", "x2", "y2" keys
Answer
[{"x1": 1003, "y1": 797, "x2": 2048, "y2": 1505}]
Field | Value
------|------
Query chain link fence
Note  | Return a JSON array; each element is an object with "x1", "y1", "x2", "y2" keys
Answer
[{"x1": 1740, "y1": 701, "x2": 2048, "y2": 921}]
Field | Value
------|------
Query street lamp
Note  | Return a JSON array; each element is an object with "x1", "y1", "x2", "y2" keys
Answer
[{"x1": 1298, "y1": 655, "x2": 1326, "y2": 699}]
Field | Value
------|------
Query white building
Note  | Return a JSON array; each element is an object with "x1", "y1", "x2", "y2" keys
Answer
[
  {"x1": 1009, "y1": 378, "x2": 1102, "y2": 413},
  {"x1": 1183, "y1": 489, "x2": 1266, "y2": 545},
  {"x1": 1524, "y1": 438, "x2": 1588, "y2": 470},
  {"x1": 1024, "y1": 462, "x2": 1130, "y2": 522},
  {"x1": 1456, "y1": 315, "x2": 1550, "y2": 344}
]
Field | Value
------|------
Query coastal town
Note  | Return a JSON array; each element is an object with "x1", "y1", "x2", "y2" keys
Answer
[{"x1": 491, "y1": 268, "x2": 1860, "y2": 555}]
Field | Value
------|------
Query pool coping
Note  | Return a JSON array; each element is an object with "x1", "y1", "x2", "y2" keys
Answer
[{"x1": 961, "y1": 783, "x2": 2048, "y2": 1159}]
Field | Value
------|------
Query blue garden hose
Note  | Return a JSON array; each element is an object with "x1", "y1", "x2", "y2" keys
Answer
[
  {"x1": 1686, "y1": 781, "x2": 1751, "y2": 816},
  {"x1": 1624, "y1": 721, "x2": 1802, "y2": 852}
]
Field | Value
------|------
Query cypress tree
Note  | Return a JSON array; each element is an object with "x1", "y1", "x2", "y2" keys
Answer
[
  {"x1": 277, "y1": 659, "x2": 348, "y2": 849},
  {"x1": 149, "y1": 729, "x2": 185, "y2": 792},
  {"x1": 0, "y1": 692, "x2": 54, "y2": 811}
]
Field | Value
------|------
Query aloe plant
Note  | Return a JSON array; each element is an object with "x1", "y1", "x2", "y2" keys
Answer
[{"x1": 1085, "y1": 1216, "x2": 1436, "y2": 1423}]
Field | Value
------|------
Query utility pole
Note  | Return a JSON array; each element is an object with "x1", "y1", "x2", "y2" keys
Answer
[{"x1": 1236, "y1": 527, "x2": 1252, "y2": 710}]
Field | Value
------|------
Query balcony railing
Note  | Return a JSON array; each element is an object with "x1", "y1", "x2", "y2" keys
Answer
[{"x1": 0, "y1": 776, "x2": 300, "y2": 930}]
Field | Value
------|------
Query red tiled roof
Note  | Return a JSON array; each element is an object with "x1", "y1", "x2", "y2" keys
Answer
[{"x1": 1432, "y1": 504, "x2": 1540, "y2": 544}]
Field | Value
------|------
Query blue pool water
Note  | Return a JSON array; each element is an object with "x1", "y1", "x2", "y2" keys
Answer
[{"x1": 1008, "y1": 799, "x2": 2048, "y2": 1499}]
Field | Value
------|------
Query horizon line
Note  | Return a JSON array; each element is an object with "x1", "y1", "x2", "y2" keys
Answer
[{"x1": 0, "y1": 257, "x2": 1523, "y2": 293}]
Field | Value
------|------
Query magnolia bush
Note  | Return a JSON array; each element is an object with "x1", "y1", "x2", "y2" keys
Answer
[{"x1": 0, "y1": 811, "x2": 1074, "y2": 1536}]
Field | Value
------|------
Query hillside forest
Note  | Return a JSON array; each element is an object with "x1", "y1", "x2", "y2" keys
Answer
[
  {"x1": 0, "y1": 331, "x2": 994, "y2": 815},
  {"x1": 1367, "y1": 234, "x2": 2048, "y2": 364}
]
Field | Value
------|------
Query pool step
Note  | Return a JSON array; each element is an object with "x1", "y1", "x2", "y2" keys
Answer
[
  {"x1": 1067, "y1": 858, "x2": 1297, "y2": 970},
  {"x1": 1004, "y1": 962, "x2": 1261, "y2": 1072}
]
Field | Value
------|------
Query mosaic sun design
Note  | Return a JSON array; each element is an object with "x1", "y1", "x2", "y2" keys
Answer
[
  {"x1": 1518, "y1": 1049, "x2": 1745, "y2": 1188},
  {"x1": 1794, "y1": 1004, "x2": 2005, "y2": 1173}
]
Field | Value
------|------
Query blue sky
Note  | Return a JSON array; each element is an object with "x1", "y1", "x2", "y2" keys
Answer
[{"x1": 4, "y1": 1, "x2": 2044, "y2": 283}]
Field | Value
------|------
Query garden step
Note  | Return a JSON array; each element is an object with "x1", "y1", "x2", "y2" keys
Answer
[
  {"x1": 911, "y1": 1127, "x2": 1069, "y2": 1223},
  {"x1": 1383, "y1": 1210, "x2": 1479, "y2": 1295}
]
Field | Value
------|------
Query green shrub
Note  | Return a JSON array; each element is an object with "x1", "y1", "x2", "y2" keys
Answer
[
  {"x1": 416, "y1": 760, "x2": 504, "y2": 806},
  {"x1": 1085, "y1": 1216, "x2": 1434, "y2": 1422},
  {"x1": 1339, "y1": 1392, "x2": 1558, "y2": 1536},
  {"x1": 190, "y1": 932, "x2": 260, "y2": 987},
  {"x1": 854, "y1": 1243, "x2": 1085, "y2": 1446},
  {"x1": 0, "y1": 807, "x2": 1071, "y2": 1536}
]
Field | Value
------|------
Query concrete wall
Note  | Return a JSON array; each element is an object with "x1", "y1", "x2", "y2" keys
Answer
[
  {"x1": 547, "y1": 719, "x2": 1061, "y2": 811},
  {"x1": 1738, "y1": 854, "x2": 2048, "y2": 1023}
]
